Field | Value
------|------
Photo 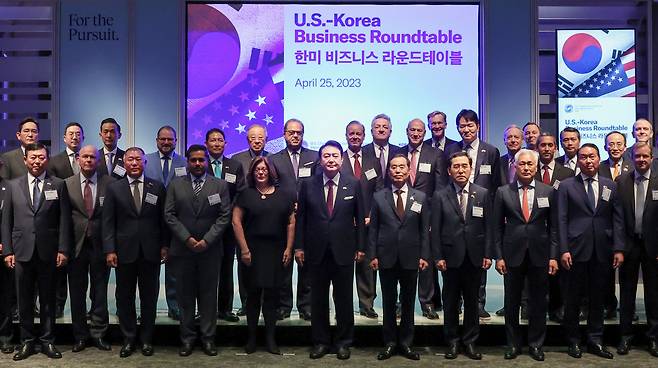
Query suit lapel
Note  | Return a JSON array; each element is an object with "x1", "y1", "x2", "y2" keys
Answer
[
  {"x1": 19, "y1": 175, "x2": 34, "y2": 213},
  {"x1": 508, "y1": 183, "x2": 525, "y2": 222},
  {"x1": 331, "y1": 179, "x2": 347, "y2": 220},
  {"x1": 121, "y1": 179, "x2": 139, "y2": 215},
  {"x1": 446, "y1": 186, "x2": 463, "y2": 221},
  {"x1": 69, "y1": 174, "x2": 86, "y2": 215},
  {"x1": 314, "y1": 175, "x2": 329, "y2": 218},
  {"x1": 574, "y1": 176, "x2": 594, "y2": 214},
  {"x1": 36, "y1": 176, "x2": 53, "y2": 212},
  {"x1": 402, "y1": 188, "x2": 416, "y2": 223},
  {"x1": 384, "y1": 189, "x2": 401, "y2": 222}
]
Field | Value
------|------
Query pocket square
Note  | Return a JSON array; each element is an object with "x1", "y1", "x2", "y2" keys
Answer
[{"x1": 344, "y1": 196, "x2": 354, "y2": 200}]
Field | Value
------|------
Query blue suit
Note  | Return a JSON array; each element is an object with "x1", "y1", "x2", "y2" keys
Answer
[{"x1": 144, "y1": 151, "x2": 187, "y2": 188}]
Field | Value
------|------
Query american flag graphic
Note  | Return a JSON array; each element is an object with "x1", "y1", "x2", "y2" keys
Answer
[{"x1": 565, "y1": 47, "x2": 636, "y2": 98}]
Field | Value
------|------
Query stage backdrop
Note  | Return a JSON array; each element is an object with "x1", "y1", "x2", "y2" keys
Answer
[
  {"x1": 557, "y1": 29, "x2": 636, "y2": 158},
  {"x1": 186, "y1": 2, "x2": 480, "y2": 156}
]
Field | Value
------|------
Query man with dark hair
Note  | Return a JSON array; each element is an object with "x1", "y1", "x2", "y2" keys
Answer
[
  {"x1": 523, "y1": 122, "x2": 541, "y2": 150},
  {"x1": 295, "y1": 140, "x2": 366, "y2": 360},
  {"x1": 558, "y1": 143, "x2": 624, "y2": 359},
  {"x1": 204, "y1": 128, "x2": 246, "y2": 322},
  {"x1": 425, "y1": 111, "x2": 457, "y2": 151},
  {"x1": 97, "y1": 118, "x2": 126, "y2": 179},
  {"x1": 270, "y1": 119, "x2": 317, "y2": 321},
  {"x1": 2, "y1": 142, "x2": 72, "y2": 361},
  {"x1": 0, "y1": 117, "x2": 40, "y2": 180},
  {"x1": 103, "y1": 147, "x2": 169, "y2": 358},
  {"x1": 558, "y1": 127, "x2": 581, "y2": 174},
  {"x1": 165, "y1": 144, "x2": 231, "y2": 357}
]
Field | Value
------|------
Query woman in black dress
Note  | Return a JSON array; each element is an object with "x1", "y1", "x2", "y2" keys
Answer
[{"x1": 232, "y1": 156, "x2": 295, "y2": 354}]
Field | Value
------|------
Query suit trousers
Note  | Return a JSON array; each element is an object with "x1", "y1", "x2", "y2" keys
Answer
[
  {"x1": 164, "y1": 261, "x2": 179, "y2": 314},
  {"x1": 0, "y1": 261, "x2": 14, "y2": 343},
  {"x1": 116, "y1": 258, "x2": 160, "y2": 344},
  {"x1": 620, "y1": 237, "x2": 658, "y2": 340},
  {"x1": 355, "y1": 257, "x2": 377, "y2": 311},
  {"x1": 55, "y1": 267, "x2": 68, "y2": 309},
  {"x1": 503, "y1": 252, "x2": 548, "y2": 348},
  {"x1": 442, "y1": 258, "x2": 482, "y2": 345},
  {"x1": 417, "y1": 264, "x2": 440, "y2": 307},
  {"x1": 16, "y1": 249, "x2": 56, "y2": 344},
  {"x1": 563, "y1": 256, "x2": 611, "y2": 345},
  {"x1": 68, "y1": 239, "x2": 110, "y2": 341},
  {"x1": 174, "y1": 248, "x2": 221, "y2": 344},
  {"x1": 280, "y1": 262, "x2": 311, "y2": 314},
  {"x1": 217, "y1": 240, "x2": 238, "y2": 313},
  {"x1": 310, "y1": 251, "x2": 354, "y2": 348},
  {"x1": 380, "y1": 264, "x2": 417, "y2": 347}
]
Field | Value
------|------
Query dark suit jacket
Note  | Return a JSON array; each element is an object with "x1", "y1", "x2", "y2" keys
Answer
[
  {"x1": 431, "y1": 183, "x2": 492, "y2": 268},
  {"x1": 294, "y1": 173, "x2": 366, "y2": 266},
  {"x1": 102, "y1": 176, "x2": 169, "y2": 264},
  {"x1": 206, "y1": 155, "x2": 245, "y2": 200},
  {"x1": 65, "y1": 173, "x2": 113, "y2": 258},
  {"x1": 534, "y1": 161, "x2": 575, "y2": 188},
  {"x1": 399, "y1": 143, "x2": 448, "y2": 197},
  {"x1": 557, "y1": 175, "x2": 625, "y2": 263},
  {"x1": 339, "y1": 149, "x2": 383, "y2": 216},
  {"x1": 424, "y1": 137, "x2": 458, "y2": 151},
  {"x1": 362, "y1": 143, "x2": 401, "y2": 180},
  {"x1": 231, "y1": 149, "x2": 269, "y2": 176},
  {"x1": 269, "y1": 147, "x2": 318, "y2": 194},
  {"x1": 444, "y1": 140, "x2": 501, "y2": 190},
  {"x1": 97, "y1": 148, "x2": 126, "y2": 179},
  {"x1": 164, "y1": 175, "x2": 231, "y2": 257},
  {"x1": 493, "y1": 182, "x2": 558, "y2": 267},
  {"x1": 0, "y1": 148, "x2": 27, "y2": 180},
  {"x1": 47, "y1": 150, "x2": 75, "y2": 179},
  {"x1": 617, "y1": 170, "x2": 658, "y2": 258},
  {"x1": 499, "y1": 152, "x2": 514, "y2": 186},
  {"x1": 368, "y1": 187, "x2": 430, "y2": 270},
  {"x1": 598, "y1": 158, "x2": 632, "y2": 181},
  {"x1": 623, "y1": 144, "x2": 658, "y2": 162},
  {"x1": 1, "y1": 174, "x2": 72, "y2": 262}
]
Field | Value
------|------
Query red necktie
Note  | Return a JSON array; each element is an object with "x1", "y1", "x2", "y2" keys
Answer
[
  {"x1": 409, "y1": 149, "x2": 418, "y2": 185},
  {"x1": 353, "y1": 153, "x2": 362, "y2": 178},
  {"x1": 522, "y1": 186, "x2": 530, "y2": 222},
  {"x1": 326, "y1": 181, "x2": 334, "y2": 216},
  {"x1": 542, "y1": 166, "x2": 550, "y2": 185}
]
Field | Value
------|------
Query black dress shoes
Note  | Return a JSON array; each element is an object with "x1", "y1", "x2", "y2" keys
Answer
[
  {"x1": 648, "y1": 339, "x2": 658, "y2": 357},
  {"x1": 92, "y1": 337, "x2": 111, "y2": 351},
  {"x1": 617, "y1": 338, "x2": 631, "y2": 355},
  {"x1": 0, "y1": 341, "x2": 14, "y2": 354},
  {"x1": 12, "y1": 343, "x2": 35, "y2": 361},
  {"x1": 567, "y1": 343, "x2": 582, "y2": 358},
  {"x1": 529, "y1": 346, "x2": 545, "y2": 361},
  {"x1": 309, "y1": 344, "x2": 329, "y2": 359},
  {"x1": 202, "y1": 341, "x2": 217, "y2": 356},
  {"x1": 336, "y1": 346, "x2": 351, "y2": 360},
  {"x1": 218, "y1": 311, "x2": 239, "y2": 322},
  {"x1": 495, "y1": 307, "x2": 505, "y2": 316},
  {"x1": 56, "y1": 305, "x2": 65, "y2": 319},
  {"x1": 377, "y1": 344, "x2": 396, "y2": 360},
  {"x1": 119, "y1": 342, "x2": 136, "y2": 358},
  {"x1": 359, "y1": 308, "x2": 378, "y2": 319},
  {"x1": 168, "y1": 309, "x2": 180, "y2": 321},
  {"x1": 277, "y1": 309, "x2": 291, "y2": 321},
  {"x1": 444, "y1": 343, "x2": 458, "y2": 359},
  {"x1": 141, "y1": 343, "x2": 154, "y2": 356},
  {"x1": 236, "y1": 307, "x2": 246, "y2": 317},
  {"x1": 588, "y1": 343, "x2": 613, "y2": 359},
  {"x1": 504, "y1": 346, "x2": 521, "y2": 359},
  {"x1": 422, "y1": 304, "x2": 439, "y2": 319},
  {"x1": 266, "y1": 337, "x2": 281, "y2": 355},
  {"x1": 399, "y1": 345, "x2": 420, "y2": 360},
  {"x1": 244, "y1": 337, "x2": 257, "y2": 354},
  {"x1": 464, "y1": 343, "x2": 482, "y2": 360},
  {"x1": 299, "y1": 310, "x2": 312, "y2": 321},
  {"x1": 179, "y1": 342, "x2": 194, "y2": 357},
  {"x1": 478, "y1": 308, "x2": 491, "y2": 319},
  {"x1": 42, "y1": 343, "x2": 62, "y2": 359},
  {"x1": 72, "y1": 340, "x2": 87, "y2": 352}
]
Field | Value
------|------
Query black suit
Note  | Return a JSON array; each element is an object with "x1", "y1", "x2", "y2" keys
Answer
[
  {"x1": 102, "y1": 176, "x2": 168, "y2": 345},
  {"x1": 362, "y1": 143, "x2": 401, "y2": 182},
  {"x1": 424, "y1": 137, "x2": 458, "y2": 152},
  {"x1": 493, "y1": 182, "x2": 557, "y2": 349},
  {"x1": 499, "y1": 153, "x2": 514, "y2": 185},
  {"x1": 369, "y1": 187, "x2": 430, "y2": 348},
  {"x1": 599, "y1": 158, "x2": 632, "y2": 181},
  {"x1": 97, "y1": 148, "x2": 126, "y2": 179},
  {"x1": 208, "y1": 156, "x2": 247, "y2": 316},
  {"x1": 0, "y1": 180, "x2": 13, "y2": 345},
  {"x1": 165, "y1": 175, "x2": 231, "y2": 344},
  {"x1": 617, "y1": 170, "x2": 658, "y2": 341},
  {"x1": 295, "y1": 173, "x2": 366, "y2": 348},
  {"x1": 270, "y1": 147, "x2": 318, "y2": 315},
  {"x1": 1, "y1": 174, "x2": 72, "y2": 344},
  {"x1": 0, "y1": 148, "x2": 27, "y2": 180},
  {"x1": 340, "y1": 149, "x2": 383, "y2": 313},
  {"x1": 557, "y1": 175, "x2": 625, "y2": 345},
  {"x1": 231, "y1": 149, "x2": 269, "y2": 176},
  {"x1": 431, "y1": 183, "x2": 491, "y2": 345},
  {"x1": 65, "y1": 173, "x2": 112, "y2": 341}
]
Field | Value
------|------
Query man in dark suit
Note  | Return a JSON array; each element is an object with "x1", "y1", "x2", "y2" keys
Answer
[
  {"x1": 493, "y1": 149, "x2": 558, "y2": 362},
  {"x1": 231, "y1": 123, "x2": 270, "y2": 174},
  {"x1": 48, "y1": 121, "x2": 85, "y2": 318},
  {"x1": 557, "y1": 127, "x2": 581, "y2": 174},
  {"x1": 96, "y1": 118, "x2": 126, "y2": 179},
  {"x1": 616, "y1": 142, "x2": 658, "y2": 357},
  {"x1": 269, "y1": 119, "x2": 317, "y2": 321},
  {"x1": 295, "y1": 140, "x2": 366, "y2": 360},
  {"x1": 499, "y1": 125, "x2": 523, "y2": 186},
  {"x1": 443, "y1": 109, "x2": 500, "y2": 318},
  {"x1": 623, "y1": 118, "x2": 655, "y2": 162},
  {"x1": 535, "y1": 133, "x2": 575, "y2": 322},
  {"x1": 0, "y1": 166, "x2": 13, "y2": 354},
  {"x1": 341, "y1": 120, "x2": 382, "y2": 319},
  {"x1": 399, "y1": 118, "x2": 447, "y2": 319},
  {"x1": 558, "y1": 143, "x2": 625, "y2": 359},
  {"x1": 65, "y1": 145, "x2": 112, "y2": 353},
  {"x1": 369, "y1": 154, "x2": 430, "y2": 361},
  {"x1": 0, "y1": 117, "x2": 39, "y2": 180},
  {"x1": 165, "y1": 145, "x2": 231, "y2": 357},
  {"x1": 523, "y1": 122, "x2": 541, "y2": 150},
  {"x1": 205, "y1": 128, "x2": 245, "y2": 322},
  {"x1": 432, "y1": 151, "x2": 492, "y2": 360},
  {"x1": 362, "y1": 113, "x2": 401, "y2": 183},
  {"x1": 144, "y1": 126, "x2": 187, "y2": 321},
  {"x1": 425, "y1": 110, "x2": 457, "y2": 151},
  {"x1": 103, "y1": 147, "x2": 169, "y2": 358},
  {"x1": 2, "y1": 142, "x2": 71, "y2": 361}
]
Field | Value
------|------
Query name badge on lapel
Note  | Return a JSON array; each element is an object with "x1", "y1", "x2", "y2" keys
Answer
[
  {"x1": 44, "y1": 190, "x2": 58, "y2": 201},
  {"x1": 298, "y1": 167, "x2": 311, "y2": 178},
  {"x1": 479, "y1": 165, "x2": 491, "y2": 175},
  {"x1": 472, "y1": 206, "x2": 484, "y2": 217},
  {"x1": 224, "y1": 173, "x2": 237, "y2": 184},
  {"x1": 145, "y1": 193, "x2": 158, "y2": 205},
  {"x1": 553, "y1": 180, "x2": 560, "y2": 190},
  {"x1": 418, "y1": 163, "x2": 431, "y2": 173},
  {"x1": 113, "y1": 165, "x2": 126, "y2": 177},
  {"x1": 208, "y1": 193, "x2": 221, "y2": 206},
  {"x1": 99, "y1": 197, "x2": 105, "y2": 206},
  {"x1": 537, "y1": 197, "x2": 549, "y2": 208},
  {"x1": 410, "y1": 202, "x2": 422, "y2": 213},
  {"x1": 601, "y1": 186, "x2": 611, "y2": 202},
  {"x1": 174, "y1": 167, "x2": 187, "y2": 177},
  {"x1": 365, "y1": 168, "x2": 377, "y2": 181},
  {"x1": 652, "y1": 190, "x2": 658, "y2": 201},
  {"x1": 343, "y1": 195, "x2": 354, "y2": 200}
]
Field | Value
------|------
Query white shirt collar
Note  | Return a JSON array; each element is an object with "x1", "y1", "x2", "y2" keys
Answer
[
  {"x1": 347, "y1": 148, "x2": 362, "y2": 158},
  {"x1": 103, "y1": 146, "x2": 118, "y2": 156},
  {"x1": 540, "y1": 160, "x2": 556, "y2": 171},
  {"x1": 391, "y1": 183, "x2": 409, "y2": 194},
  {"x1": 27, "y1": 171, "x2": 46, "y2": 183},
  {"x1": 453, "y1": 181, "x2": 469, "y2": 193},
  {"x1": 81, "y1": 172, "x2": 98, "y2": 184},
  {"x1": 517, "y1": 179, "x2": 536, "y2": 189},
  {"x1": 323, "y1": 172, "x2": 340, "y2": 186},
  {"x1": 128, "y1": 174, "x2": 145, "y2": 184},
  {"x1": 580, "y1": 172, "x2": 599, "y2": 182},
  {"x1": 66, "y1": 147, "x2": 77, "y2": 156},
  {"x1": 635, "y1": 169, "x2": 651, "y2": 181}
]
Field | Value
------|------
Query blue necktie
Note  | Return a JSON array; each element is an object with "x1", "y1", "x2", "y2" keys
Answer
[
  {"x1": 162, "y1": 156, "x2": 170, "y2": 183},
  {"x1": 32, "y1": 178, "x2": 41, "y2": 208},
  {"x1": 586, "y1": 177, "x2": 596, "y2": 210},
  {"x1": 213, "y1": 160, "x2": 222, "y2": 178}
]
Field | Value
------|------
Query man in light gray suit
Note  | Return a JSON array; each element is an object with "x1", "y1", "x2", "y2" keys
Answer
[
  {"x1": 65, "y1": 145, "x2": 113, "y2": 353},
  {"x1": 144, "y1": 125, "x2": 186, "y2": 321}
]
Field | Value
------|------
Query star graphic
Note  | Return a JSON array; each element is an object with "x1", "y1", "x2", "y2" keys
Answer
[
  {"x1": 235, "y1": 123, "x2": 246, "y2": 134},
  {"x1": 245, "y1": 110, "x2": 256, "y2": 121},
  {"x1": 239, "y1": 92, "x2": 249, "y2": 102},
  {"x1": 212, "y1": 101, "x2": 222, "y2": 110},
  {"x1": 193, "y1": 129, "x2": 202, "y2": 139},
  {"x1": 263, "y1": 114, "x2": 274, "y2": 125},
  {"x1": 228, "y1": 105, "x2": 239, "y2": 115},
  {"x1": 220, "y1": 120, "x2": 229, "y2": 129},
  {"x1": 255, "y1": 95, "x2": 266, "y2": 106},
  {"x1": 202, "y1": 115, "x2": 212, "y2": 126},
  {"x1": 248, "y1": 76, "x2": 259, "y2": 87}
]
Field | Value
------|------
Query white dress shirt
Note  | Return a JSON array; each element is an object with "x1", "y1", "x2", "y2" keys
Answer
[
  {"x1": 391, "y1": 183, "x2": 409, "y2": 209},
  {"x1": 27, "y1": 171, "x2": 46, "y2": 204},
  {"x1": 581, "y1": 173, "x2": 599, "y2": 208}
]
